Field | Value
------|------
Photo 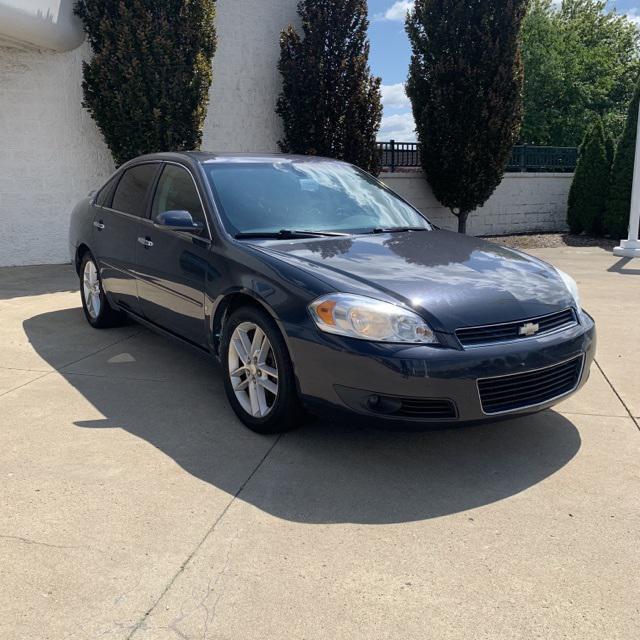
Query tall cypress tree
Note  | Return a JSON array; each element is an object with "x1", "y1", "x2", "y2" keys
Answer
[
  {"x1": 567, "y1": 118, "x2": 611, "y2": 235},
  {"x1": 406, "y1": 0, "x2": 529, "y2": 233},
  {"x1": 74, "y1": 0, "x2": 217, "y2": 166},
  {"x1": 606, "y1": 78, "x2": 640, "y2": 239},
  {"x1": 277, "y1": 0, "x2": 382, "y2": 174}
]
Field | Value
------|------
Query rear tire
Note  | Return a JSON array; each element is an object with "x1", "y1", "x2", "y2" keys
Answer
[
  {"x1": 221, "y1": 305, "x2": 304, "y2": 434},
  {"x1": 79, "y1": 252, "x2": 127, "y2": 328}
]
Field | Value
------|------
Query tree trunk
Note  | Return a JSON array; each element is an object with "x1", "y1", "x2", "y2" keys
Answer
[{"x1": 457, "y1": 210, "x2": 470, "y2": 234}]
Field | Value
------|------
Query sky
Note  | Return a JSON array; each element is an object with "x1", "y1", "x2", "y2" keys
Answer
[{"x1": 368, "y1": 0, "x2": 640, "y2": 141}]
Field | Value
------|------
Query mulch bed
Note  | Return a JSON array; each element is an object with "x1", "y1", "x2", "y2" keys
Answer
[{"x1": 482, "y1": 233, "x2": 617, "y2": 250}]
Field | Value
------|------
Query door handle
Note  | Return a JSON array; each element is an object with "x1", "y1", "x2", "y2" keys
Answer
[
  {"x1": 137, "y1": 237, "x2": 154, "y2": 248},
  {"x1": 93, "y1": 221, "x2": 105, "y2": 230}
]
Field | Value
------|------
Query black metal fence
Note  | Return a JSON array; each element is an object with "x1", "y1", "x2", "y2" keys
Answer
[{"x1": 377, "y1": 141, "x2": 578, "y2": 173}]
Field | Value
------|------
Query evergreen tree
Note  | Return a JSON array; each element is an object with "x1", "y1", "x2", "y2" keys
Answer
[
  {"x1": 74, "y1": 0, "x2": 217, "y2": 166},
  {"x1": 277, "y1": 0, "x2": 382, "y2": 174},
  {"x1": 606, "y1": 79, "x2": 640, "y2": 239},
  {"x1": 406, "y1": 0, "x2": 529, "y2": 233},
  {"x1": 567, "y1": 118, "x2": 610, "y2": 235},
  {"x1": 605, "y1": 133, "x2": 616, "y2": 169}
]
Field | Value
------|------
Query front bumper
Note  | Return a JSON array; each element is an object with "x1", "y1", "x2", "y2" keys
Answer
[{"x1": 286, "y1": 311, "x2": 596, "y2": 423}]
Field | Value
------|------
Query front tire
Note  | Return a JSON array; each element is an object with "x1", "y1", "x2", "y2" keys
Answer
[
  {"x1": 79, "y1": 253, "x2": 126, "y2": 328},
  {"x1": 221, "y1": 306, "x2": 304, "y2": 434}
]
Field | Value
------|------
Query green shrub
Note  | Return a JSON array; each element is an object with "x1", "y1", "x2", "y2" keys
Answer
[
  {"x1": 567, "y1": 118, "x2": 611, "y2": 235},
  {"x1": 406, "y1": 0, "x2": 529, "y2": 233},
  {"x1": 276, "y1": 0, "x2": 382, "y2": 174},
  {"x1": 74, "y1": 0, "x2": 217, "y2": 166},
  {"x1": 606, "y1": 79, "x2": 640, "y2": 239}
]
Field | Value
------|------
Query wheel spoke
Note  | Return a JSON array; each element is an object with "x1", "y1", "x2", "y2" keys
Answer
[
  {"x1": 248, "y1": 381, "x2": 261, "y2": 416},
  {"x1": 239, "y1": 330, "x2": 253, "y2": 360},
  {"x1": 251, "y1": 327, "x2": 266, "y2": 357},
  {"x1": 230, "y1": 365, "x2": 247, "y2": 378},
  {"x1": 231, "y1": 337, "x2": 249, "y2": 364},
  {"x1": 233, "y1": 377, "x2": 250, "y2": 392},
  {"x1": 259, "y1": 364, "x2": 278, "y2": 380},
  {"x1": 255, "y1": 383, "x2": 268, "y2": 416},
  {"x1": 258, "y1": 377, "x2": 278, "y2": 395}
]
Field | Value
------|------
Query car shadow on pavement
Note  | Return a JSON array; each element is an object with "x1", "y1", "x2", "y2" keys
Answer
[{"x1": 24, "y1": 308, "x2": 582, "y2": 525}]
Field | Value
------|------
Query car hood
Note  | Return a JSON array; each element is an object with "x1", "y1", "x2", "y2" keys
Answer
[{"x1": 250, "y1": 230, "x2": 574, "y2": 332}]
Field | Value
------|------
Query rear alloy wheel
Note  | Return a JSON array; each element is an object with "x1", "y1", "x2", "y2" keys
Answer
[
  {"x1": 221, "y1": 307, "x2": 303, "y2": 434},
  {"x1": 79, "y1": 253, "x2": 126, "y2": 328}
]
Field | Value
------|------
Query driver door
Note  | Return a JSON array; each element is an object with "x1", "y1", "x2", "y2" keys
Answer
[{"x1": 135, "y1": 163, "x2": 211, "y2": 346}]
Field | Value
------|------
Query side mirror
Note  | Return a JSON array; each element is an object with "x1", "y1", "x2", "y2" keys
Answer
[{"x1": 155, "y1": 210, "x2": 204, "y2": 233}]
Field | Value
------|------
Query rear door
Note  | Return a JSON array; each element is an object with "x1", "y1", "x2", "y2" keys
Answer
[
  {"x1": 135, "y1": 163, "x2": 211, "y2": 346},
  {"x1": 92, "y1": 163, "x2": 160, "y2": 315}
]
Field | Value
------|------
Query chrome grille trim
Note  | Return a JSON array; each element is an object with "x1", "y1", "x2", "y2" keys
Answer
[{"x1": 456, "y1": 308, "x2": 577, "y2": 348}]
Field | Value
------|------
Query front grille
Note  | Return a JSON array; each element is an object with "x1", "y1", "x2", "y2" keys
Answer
[
  {"x1": 456, "y1": 308, "x2": 577, "y2": 347},
  {"x1": 478, "y1": 356, "x2": 583, "y2": 415}
]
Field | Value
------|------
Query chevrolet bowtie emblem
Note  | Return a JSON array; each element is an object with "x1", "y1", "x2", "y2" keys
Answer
[{"x1": 519, "y1": 322, "x2": 540, "y2": 337}]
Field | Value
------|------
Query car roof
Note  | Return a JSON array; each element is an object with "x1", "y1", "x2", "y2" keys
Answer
[{"x1": 128, "y1": 151, "x2": 343, "y2": 165}]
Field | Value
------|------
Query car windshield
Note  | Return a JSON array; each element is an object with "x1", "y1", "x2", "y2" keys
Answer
[{"x1": 202, "y1": 160, "x2": 432, "y2": 237}]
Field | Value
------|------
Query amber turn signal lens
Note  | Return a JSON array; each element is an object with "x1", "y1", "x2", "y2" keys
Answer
[{"x1": 315, "y1": 300, "x2": 337, "y2": 325}]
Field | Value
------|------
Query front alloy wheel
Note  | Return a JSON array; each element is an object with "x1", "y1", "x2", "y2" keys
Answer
[
  {"x1": 221, "y1": 306, "x2": 303, "y2": 434},
  {"x1": 228, "y1": 322, "x2": 279, "y2": 418}
]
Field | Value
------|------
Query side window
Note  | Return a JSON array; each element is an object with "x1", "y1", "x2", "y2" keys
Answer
[
  {"x1": 95, "y1": 174, "x2": 119, "y2": 207},
  {"x1": 112, "y1": 164, "x2": 158, "y2": 217},
  {"x1": 151, "y1": 164, "x2": 207, "y2": 231}
]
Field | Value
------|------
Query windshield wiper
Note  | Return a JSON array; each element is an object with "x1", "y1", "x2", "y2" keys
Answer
[
  {"x1": 235, "y1": 229, "x2": 351, "y2": 240},
  {"x1": 369, "y1": 227, "x2": 430, "y2": 234}
]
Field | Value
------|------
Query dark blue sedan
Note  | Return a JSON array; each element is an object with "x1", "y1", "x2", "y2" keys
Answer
[{"x1": 69, "y1": 153, "x2": 596, "y2": 433}]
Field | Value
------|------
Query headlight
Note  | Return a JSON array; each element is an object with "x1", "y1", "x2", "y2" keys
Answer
[
  {"x1": 309, "y1": 294, "x2": 437, "y2": 344},
  {"x1": 556, "y1": 268, "x2": 581, "y2": 309}
]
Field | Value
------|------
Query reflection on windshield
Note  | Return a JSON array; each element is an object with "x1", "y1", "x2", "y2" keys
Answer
[{"x1": 203, "y1": 160, "x2": 431, "y2": 236}]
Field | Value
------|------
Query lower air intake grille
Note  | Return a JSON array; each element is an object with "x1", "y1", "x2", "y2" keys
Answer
[
  {"x1": 395, "y1": 397, "x2": 457, "y2": 419},
  {"x1": 478, "y1": 356, "x2": 583, "y2": 414}
]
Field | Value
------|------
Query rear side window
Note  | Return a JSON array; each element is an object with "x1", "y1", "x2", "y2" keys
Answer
[
  {"x1": 95, "y1": 174, "x2": 119, "y2": 207},
  {"x1": 112, "y1": 164, "x2": 158, "y2": 217}
]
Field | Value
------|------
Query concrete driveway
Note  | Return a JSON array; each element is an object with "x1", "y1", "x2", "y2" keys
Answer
[{"x1": 1, "y1": 247, "x2": 638, "y2": 640}]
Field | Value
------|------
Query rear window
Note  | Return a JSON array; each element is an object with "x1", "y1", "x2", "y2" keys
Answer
[{"x1": 112, "y1": 164, "x2": 158, "y2": 217}]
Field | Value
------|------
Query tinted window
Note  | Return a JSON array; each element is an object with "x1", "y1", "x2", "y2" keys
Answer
[
  {"x1": 95, "y1": 174, "x2": 119, "y2": 207},
  {"x1": 112, "y1": 164, "x2": 158, "y2": 217},
  {"x1": 151, "y1": 164, "x2": 206, "y2": 230},
  {"x1": 203, "y1": 160, "x2": 430, "y2": 236}
]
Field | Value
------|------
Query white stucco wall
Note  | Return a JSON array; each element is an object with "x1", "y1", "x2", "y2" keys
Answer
[
  {"x1": 0, "y1": 0, "x2": 299, "y2": 267},
  {"x1": 203, "y1": 0, "x2": 299, "y2": 152},
  {"x1": 0, "y1": 44, "x2": 114, "y2": 267},
  {"x1": 381, "y1": 172, "x2": 572, "y2": 236}
]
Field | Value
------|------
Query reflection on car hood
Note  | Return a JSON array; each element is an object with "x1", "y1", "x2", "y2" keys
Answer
[{"x1": 250, "y1": 230, "x2": 574, "y2": 331}]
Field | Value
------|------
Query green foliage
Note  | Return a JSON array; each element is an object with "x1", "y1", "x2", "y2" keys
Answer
[
  {"x1": 74, "y1": 0, "x2": 217, "y2": 166},
  {"x1": 521, "y1": 0, "x2": 640, "y2": 146},
  {"x1": 605, "y1": 133, "x2": 616, "y2": 168},
  {"x1": 406, "y1": 0, "x2": 529, "y2": 233},
  {"x1": 276, "y1": 0, "x2": 382, "y2": 174},
  {"x1": 605, "y1": 79, "x2": 640, "y2": 238},
  {"x1": 567, "y1": 118, "x2": 611, "y2": 235}
]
